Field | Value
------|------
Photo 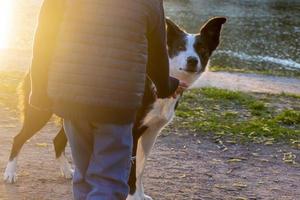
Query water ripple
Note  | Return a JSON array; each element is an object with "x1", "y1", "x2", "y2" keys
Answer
[{"x1": 217, "y1": 50, "x2": 300, "y2": 69}]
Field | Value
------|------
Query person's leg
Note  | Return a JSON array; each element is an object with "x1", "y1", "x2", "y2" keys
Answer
[
  {"x1": 63, "y1": 119, "x2": 94, "y2": 200},
  {"x1": 86, "y1": 123, "x2": 133, "y2": 200}
]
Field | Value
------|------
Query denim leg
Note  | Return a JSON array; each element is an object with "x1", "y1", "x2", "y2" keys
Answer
[
  {"x1": 86, "y1": 123, "x2": 133, "y2": 200},
  {"x1": 63, "y1": 119, "x2": 94, "y2": 200}
]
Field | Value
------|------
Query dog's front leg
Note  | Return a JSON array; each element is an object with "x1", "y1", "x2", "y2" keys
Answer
[
  {"x1": 128, "y1": 127, "x2": 161, "y2": 200},
  {"x1": 3, "y1": 157, "x2": 18, "y2": 183}
]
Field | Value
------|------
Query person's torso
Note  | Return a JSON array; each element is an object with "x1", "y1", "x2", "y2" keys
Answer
[{"x1": 47, "y1": 0, "x2": 160, "y2": 111}]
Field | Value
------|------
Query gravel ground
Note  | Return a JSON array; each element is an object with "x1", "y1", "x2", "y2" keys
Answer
[{"x1": 0, "y1": 106, "x2": 299, "y2": 200}]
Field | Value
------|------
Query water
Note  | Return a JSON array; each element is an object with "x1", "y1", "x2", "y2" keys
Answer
[
  {"x1": 0, "y1": 0, "x2": 41, "y2": 71},
  {"x1": 0, "y1": 0, "x2": 299, "y2": 71},
  {"x1": 164, "y1": 0, "x2": 300, "y2": 70}
]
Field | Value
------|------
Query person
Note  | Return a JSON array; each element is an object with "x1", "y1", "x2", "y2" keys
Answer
[{"x1": 29, "y1": 0, "x2": 185, "y2": 199}]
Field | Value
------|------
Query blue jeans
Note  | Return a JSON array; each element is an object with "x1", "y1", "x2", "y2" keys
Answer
[{"x1": 63, "y1": 119, "x2": 133, "y2": 200}]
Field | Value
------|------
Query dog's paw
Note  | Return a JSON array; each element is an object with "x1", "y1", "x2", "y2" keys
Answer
[
  {"x1": 60, "y1": 167, "x2": 74, "y2": 179},
  {"x1": 3, "y1": 159, "x2": 18, "y2": 183},
  {"x1": 126, "y1": 194, "x2": 153, "y2": 200},
  {"x1": 57, "y1": 154, "x2": 74, "y2": 179},
  {"x1": 3, "y1": 170, "x2": 17, "y2": 183},
  {"x1": 143, "y1": 194, "x2": 153, "y2": 200}
]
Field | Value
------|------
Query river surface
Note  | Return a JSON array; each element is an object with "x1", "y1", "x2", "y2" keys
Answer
[
  {"x1": 165, "y1": 0, "x2": 300, "y2": 70},
  {"x1": 0, "y1": 0, "x2": 299, "y2": 71}
]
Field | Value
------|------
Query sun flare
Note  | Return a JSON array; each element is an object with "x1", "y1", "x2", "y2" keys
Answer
[{"x1": 0, "y1": 0, "x2": 13, "y2": 49}]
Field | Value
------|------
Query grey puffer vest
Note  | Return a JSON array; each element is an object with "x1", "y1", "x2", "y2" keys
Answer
[{"x1": 47, "y1": 0, "x2": 162, "y2": 122}]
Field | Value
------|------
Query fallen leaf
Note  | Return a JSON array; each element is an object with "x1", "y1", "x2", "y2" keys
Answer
[
  {"x1": 290, "y1": 139, "x2": 300, "y2": 144},
  {"x1": 227, "y1": 158, "x2": 242, "y2": 163},
  {"x1": 226, "y1": 140, "x2": 237, "y2": 144},
  {"x1": 256, "y1": 158, "x2": 269, "y2": 162},
  {"x1": 214, "y1": 184, "x2": 227, "y2": 189},
  {"x1": 264, "y1": 141, "x2": 273, "y2": 145},
  {"x1": 221, "y1": 147, "x2": 228, "y2": 152},
  {"x1": 179, "y1": 174, "x2": 186, "y2": 178},
  {"x1": 36, "y1": 143, "x2": 48, "y2": 147},
  {"x1": 251, "y1": 153, "x2": 259, "y2": 156},
  {"x1": 283, "y1": 152, "x2": 296, "y2": 164},
  {"x1": 216, "y1": 131, "x2": 225, "y2": 136},
  {"x1": 212, "y1": 159, "x2": 222, "y2": 164},
  {"x1": 233, "y1": 183, "x2": 248, "y2": 188},
  {"x1": 235, "y1": 197, "x2": 248, "y2": 200}
]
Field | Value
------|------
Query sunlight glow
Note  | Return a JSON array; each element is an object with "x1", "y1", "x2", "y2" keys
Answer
[{"x1": 0, "y1": 0, "x2": 13, "y2": 49}]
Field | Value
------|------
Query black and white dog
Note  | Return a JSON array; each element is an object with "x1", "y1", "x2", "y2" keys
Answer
[{"x1": 3, "y1": 17, "x2": 226, "y2": 200}]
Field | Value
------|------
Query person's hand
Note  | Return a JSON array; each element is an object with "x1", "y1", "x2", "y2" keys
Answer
[{"x1": 171, "y1": 81, "x2": 188, "y2": 98}]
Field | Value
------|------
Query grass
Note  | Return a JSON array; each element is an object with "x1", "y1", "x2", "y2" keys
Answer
[
  {"x1": 0, "y1": 70, "x2": 24, "y2": 109},
  {"x1": 174, "y1": 88, "x2": 300, "y2": 145},
  {"x1": 210, "y1": 65, "x2": 300, "y2": 78},
  {"x1": 276, "y1": 110, "x2": 300, "y2": 125}
]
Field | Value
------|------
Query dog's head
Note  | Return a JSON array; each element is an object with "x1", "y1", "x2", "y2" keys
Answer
[{"x1": 166, "y1": 17, "x2": 226, "y2": 86}]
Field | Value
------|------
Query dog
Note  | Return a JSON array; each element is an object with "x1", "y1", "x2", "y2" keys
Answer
[{"x1": 3, "y1": 17, "x2": 226, "y2": 200}]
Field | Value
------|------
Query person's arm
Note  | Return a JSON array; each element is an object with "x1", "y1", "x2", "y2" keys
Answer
[
  {"x1": 147, "y1": 1, "x2": 179, "y2": 99},
  {"x1": 29, "y1": 0, "x2": 65, "y2": 109}
]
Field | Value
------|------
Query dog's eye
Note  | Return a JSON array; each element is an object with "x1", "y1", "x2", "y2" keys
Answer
[
  {"x1": 196, "y1": 45, "x2": 206, "y2": 53},
  {"x1": 178, "y1": 45, "x2": 185, "y2": 51}
]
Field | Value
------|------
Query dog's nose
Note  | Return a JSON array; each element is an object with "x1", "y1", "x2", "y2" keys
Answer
[
  {"x1": 187, "y1": 56, "x2": 199, "y2": 66},
  {"x1": 186, "y1": 56, "x2": 199, "y2": 72}
]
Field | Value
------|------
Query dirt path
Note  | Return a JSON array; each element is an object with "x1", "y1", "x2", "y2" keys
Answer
[
  {"x1": 0, "y1": 106, "x2": 299, "y2": 200},
  {"x1": 193, "y1": 72, "x2": 300, "y2": 94}
]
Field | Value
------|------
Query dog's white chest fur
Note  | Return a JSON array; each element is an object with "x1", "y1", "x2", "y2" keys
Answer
[
  {"x1": 142, "y1": 97, "x2": 179, "y2": 129},
  {"x1": 127, "y1": 97, "x2": 179, "y2": 200}
]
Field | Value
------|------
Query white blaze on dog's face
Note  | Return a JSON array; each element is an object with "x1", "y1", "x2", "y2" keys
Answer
[{"x1": 166, "y1": 17, "x2": 226, "y2": 86}]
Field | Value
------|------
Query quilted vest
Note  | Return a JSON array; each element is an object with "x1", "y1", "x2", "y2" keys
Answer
[{"x1": 47, "y1": 0, "x2": 160, "y2": 122}]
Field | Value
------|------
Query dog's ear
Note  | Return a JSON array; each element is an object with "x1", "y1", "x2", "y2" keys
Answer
[
  {"x1": 200, "y1": 17, "x2": 226, "y2": 52},
  {"x1": 166, "y1": 18, "x2": 185, "y2": 36}
]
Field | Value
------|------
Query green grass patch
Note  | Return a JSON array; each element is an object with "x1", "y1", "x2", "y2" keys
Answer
[
  {"x1": 200, "y1": 87, "x2": 250, "y2": 102},
  {"x1": 175, "y1": 87, "x2": 300, "y2": 144},
  {"x1": 275, "y1": 110, "x2": 300, "y2": 125},
  {"x1": 279, "y1": 92, "x2": 300, "y2": 99}
]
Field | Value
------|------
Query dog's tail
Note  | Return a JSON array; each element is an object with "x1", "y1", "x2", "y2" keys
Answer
[{"x1": 17, "y1": 72, "x2": 31, "y2": 122}]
